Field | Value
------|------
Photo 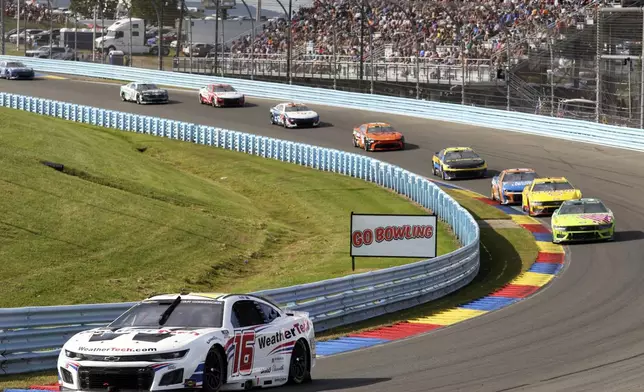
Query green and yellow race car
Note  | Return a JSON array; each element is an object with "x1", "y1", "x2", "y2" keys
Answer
[{"x1": 551, "y1": 198, "x2": 615, "y2": 243}]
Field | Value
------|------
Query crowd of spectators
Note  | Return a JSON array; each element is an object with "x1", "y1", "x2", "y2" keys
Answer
[{"x1": 229, "y1": 0, "x2": 604, "y2": 63}]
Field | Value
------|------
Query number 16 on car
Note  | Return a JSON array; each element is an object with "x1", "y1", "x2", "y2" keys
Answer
[{"x1": 231, "y1": 330, "x2": 255, "y2": 376}]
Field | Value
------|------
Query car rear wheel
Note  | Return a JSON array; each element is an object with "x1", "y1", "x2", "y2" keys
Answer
[
  {"x1": 203, "y1": 346, "x2": 225, "y2": 392},
  {"x1": 288, "y1": 339, "x2": 311, "y2": 385}
]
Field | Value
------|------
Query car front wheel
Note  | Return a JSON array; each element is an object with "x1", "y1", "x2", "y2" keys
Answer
[
  {"x1": 288, "y1": 339, "x2": 311, "y2": 385},
  {"x1": 203, "y1": 347, "x2": 225, "y2": 392}
]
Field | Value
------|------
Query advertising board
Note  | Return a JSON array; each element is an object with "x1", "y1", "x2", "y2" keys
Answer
[{"x1": 350, "y1": 213, "x2": 438, "y2": 259}]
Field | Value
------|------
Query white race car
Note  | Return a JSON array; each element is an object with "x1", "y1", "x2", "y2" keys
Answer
[
  {"x1": 269, "y1": 103, "x2": 320, "y2": 128},
  {"x1": 120, "y1": 82, "x2": 169, "y2": 104},
  {"x1": 57, "y1": 293, "x2": 315, "y2": 392}
]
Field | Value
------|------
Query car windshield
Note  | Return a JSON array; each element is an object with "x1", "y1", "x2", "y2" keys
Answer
[
  {"x1": 108, "y1": 300, "x2": 224, "y2": 328},
  {"x1": 559, "y1": 201, "x2": 608, "y2": 214},
  {"x1": 503, "y1": 172, "x2": 537, "y2": 182},
  {"x1": 367, "y1": 125, "x2": 396, "y2": 133},
  {"x1": 284, "y1": 105, "x2": 310, "y2": 112},
  {"x1": 444, "y1": 150, "x2": 479, "y2": 161},
  {"x1": 6, "y1": 62, "x2": 25, "y2": 67},
  {"x1": 137, "y1": 84, "x2": 158, "y2": 90},
  {"x1": 214, "y1": 86, "x2": 235, "y2": 92},
  {"x1": 532, "y1": 182, "x2": 574, "y2": 192}
]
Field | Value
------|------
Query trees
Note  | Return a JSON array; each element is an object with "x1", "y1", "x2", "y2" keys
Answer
[
  {"x1": 69, "y1": 0, "x2": 179, "y2": 27},
  {"x1": 130, "y1": 0, "x2": 180, "y2": 27},
  {"x1": 69, "y1": 0, "x2": 119, "y2": 18}
]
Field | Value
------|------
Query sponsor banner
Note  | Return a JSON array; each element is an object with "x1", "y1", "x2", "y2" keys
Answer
[{"x1": 350, "y1": 213, "x2": 437, "y2": 258}]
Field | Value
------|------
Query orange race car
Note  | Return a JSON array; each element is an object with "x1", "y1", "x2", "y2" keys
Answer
[{"x1": 352, "y1": 122, "x2": 405, "y2": 151}]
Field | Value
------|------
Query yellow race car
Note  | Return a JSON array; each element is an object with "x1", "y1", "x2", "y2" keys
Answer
[{"x1": 521, "y1": 177, "x2": 582, "y2": 216}]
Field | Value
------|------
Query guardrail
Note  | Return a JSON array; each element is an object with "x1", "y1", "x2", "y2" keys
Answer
[
  {"x1": 0, "y1": 92, "x2": 479, "y2": 375},
  {"x1": 1, "y1": 55, "x2": 642, "y2": 149}
]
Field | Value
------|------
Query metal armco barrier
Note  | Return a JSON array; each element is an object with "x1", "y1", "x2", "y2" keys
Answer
[
  {"x1": 0, "y1": 92, "x2": 480, "y2": 375},
  {"x1": 1, "y1": 56, "x2": 642, "y2": 151}
]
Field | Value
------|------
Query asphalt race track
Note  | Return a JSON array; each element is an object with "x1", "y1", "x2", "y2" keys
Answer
[{"x1": 4, "y1": 78, "x2": 644, "y2": 391}]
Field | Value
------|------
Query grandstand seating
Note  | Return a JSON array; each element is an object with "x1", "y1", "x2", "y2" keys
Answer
[{"x1": 228, "y1": 0, "x2": 603, "y2": 63}]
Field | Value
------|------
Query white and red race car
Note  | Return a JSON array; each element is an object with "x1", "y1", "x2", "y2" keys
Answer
[
  {"x1": 57, "y1": 293, "x2": 315, "y2": 392},
  {"x1": 198, "y1": 84, "x2": 245, "y2": 107}
]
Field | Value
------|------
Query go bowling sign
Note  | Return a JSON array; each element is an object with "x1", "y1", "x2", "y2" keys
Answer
[{"x1": 350, "y1": 213, "x2": 437, "y2": 258}]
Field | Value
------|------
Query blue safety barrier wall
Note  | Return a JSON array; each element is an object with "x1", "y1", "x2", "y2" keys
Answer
[
  {"x1": 1, "y1": 56, "x2": 643, "y2": 151},
  {"x1": 0, "y1": 92, "x2": 479, "y2": 375}
]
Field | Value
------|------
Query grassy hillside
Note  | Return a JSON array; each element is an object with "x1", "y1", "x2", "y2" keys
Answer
[{"x1": 0, "y1": 108, "x2": 459, "y2": 307}]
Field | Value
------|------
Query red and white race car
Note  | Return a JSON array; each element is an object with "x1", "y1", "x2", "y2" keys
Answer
[
  {"x1": 198, "y1": 84, "x2": 245, "y2": 107},
  {"x1": 57, "y1": 293, "x2": 315, "y2": 392}
]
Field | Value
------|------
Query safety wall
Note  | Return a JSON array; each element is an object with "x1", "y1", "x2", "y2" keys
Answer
[{"x1": 0, "y1": 92, "x2": 479, "y2": 375}]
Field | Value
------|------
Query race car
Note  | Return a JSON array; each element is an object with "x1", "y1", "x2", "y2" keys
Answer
[
  {"x1": 490, "y1": 168, "x2": 538, "y2": 205},
  {"x1": 0, "y1": 60, "x2": 35, "y2": 80},
  {"x1": 352, "y1": 122, "x2": 405, "y2": 151},
  {"x1": 269, "y1": 102, "x2": 320, "y2": 128},
  {"x1": 551, "y1": 198, "x2": 615, "y2": 243},
  {"x1": 521, "y1": 177, "x2": 582, "y2": 216},
  {"x1": 432, "y1": 147, "x2": 487, "y2": 180},
  {"x1": 57, "y1": 293, "x2": 315, "y2": 392},
  {"x1": 198, "y1": 83, "x2": 245, "y2": 107},
  {"x1": 120, "y1": 82, "x2": 169, "y2": 104}
]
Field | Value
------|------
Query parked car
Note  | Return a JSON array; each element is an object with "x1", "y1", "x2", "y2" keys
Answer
[
  {"x1": 183, "y1": 43, "x2": 214, "y2": 57},
  {"x1": 25, "y1": 46, "x2": 74, "y2": 59}
]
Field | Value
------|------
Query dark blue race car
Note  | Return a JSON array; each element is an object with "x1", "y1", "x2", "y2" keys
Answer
[{"x1": 0, "y1": 60, "x2": 35, "y2": 80}]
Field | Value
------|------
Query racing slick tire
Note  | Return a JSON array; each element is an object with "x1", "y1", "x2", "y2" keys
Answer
[
  {"x1": 270, "y1": 114, "x2": 275, "y2": 125},
  {"x1": 288, "y1": 339, "x2": 312, "y2": 385},
  {"x1": 121, "y1": 92, "x2": 127, "y2": 102},
  {"x1": 441, "y1": 168, "x2": 448, "y2": 181},
  {"x1": 352, "y1": 136, "x2": 358, "y2": 148},
  {"x1": 203, "y1": 346, "x2": 226, "y2": 392},
  {"x1": 211, "y1": 98, "x2": 218, "y2": 108},
  {"x1": 364, "y1": 140, "x2": 371, "y2": 151},
  {"x1": 199, "y1": 94, "x2": 204, "y2": 104},
  {"x1": 136, "y1": 94, "x2": 142, "y2": 105}
]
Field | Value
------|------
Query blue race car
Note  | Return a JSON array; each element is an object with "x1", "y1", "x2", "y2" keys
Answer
[
  {"x1": 0, "y1": 60, "x2": 35, "y2": 80},
  {"x1": 490, "y1": 168, "x2": 539, "y2": 205}
]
